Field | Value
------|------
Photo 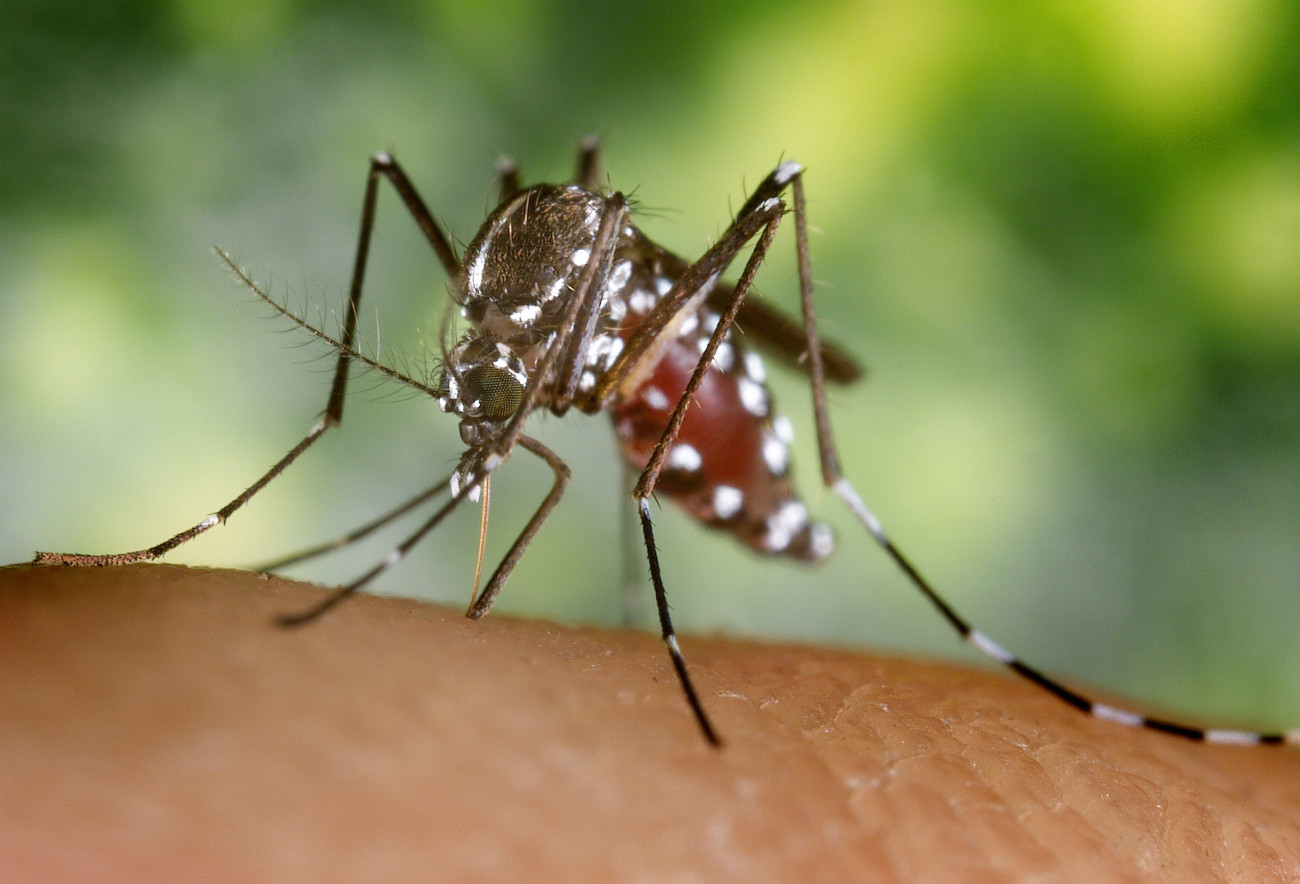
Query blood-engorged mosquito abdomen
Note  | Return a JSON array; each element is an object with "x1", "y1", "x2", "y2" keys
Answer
[{"x1": 608, "y1": 291, "x2": 835, "y2": 563}]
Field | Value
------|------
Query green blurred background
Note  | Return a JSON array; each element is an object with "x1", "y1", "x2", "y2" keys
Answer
[{"x1": 3, "y1": 0, "x2": 1298, "y2": 731}]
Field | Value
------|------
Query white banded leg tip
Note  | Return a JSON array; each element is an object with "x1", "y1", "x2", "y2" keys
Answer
[
  {"x1": 774, "y1": 161, "x2": 802, "y2": 184},
  {"x1": 1091, "y1": 704, "x2": 1144, "y2": 728},
  {"x1": 1204, "y1": 729, "x2": 1262, "y2": 746}
]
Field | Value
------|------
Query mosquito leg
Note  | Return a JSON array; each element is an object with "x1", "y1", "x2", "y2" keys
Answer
[
  {"x1": 551, "y1": 194, "x2": 628, "y2": 413},
  {"x1": 629, "y1": 213, "x2": 783, "y2": 747},
  {"x1": 595, "y1": 167, "x2": 794, "y2": 746},
  {"x1": 465, "y1": 435, "x2": 570, "y2": 619},
  {"x1": 637, "y1": 497, "x2": 722, "y2": 746},
  {"x1": 365, "y1": 152, "x2": 460, "y2": 276},
  {"x1": 275, "y1": 482, "x2": 474, "y2": 627},
  {"x1": 36, "y1": 152, "x2": 462, "y2": 569},
  {"x1": 788, "y1": 172, "x2": 839, "y2": 486},
  {"x1": 253, "y1": 474, "x2": 453, "y2": 572},
  {"x1": 632, "y1": 202, "x2": 784, "y2": 499},
  {"x1": 778, "y1": 168, "x2": 1299, "y2": 746},
  {"x1": 593, "y1": 167, "x2": 792, "y2": 409},
  {"x1": 574, "y1": 134, "x2": 602, "y2": 190},
  {"x1": 831, "y1": 473, "x2": 1296, "y2": 745},
  {"x1": 496, "y1": 155, "x2": 520, "y2": 203},
  {"x1": 34, "y1": 420, "x2": 333, "y2": 566},
  {"x1": 619, "y1": 458, "x2": 649, "y2": 628}
]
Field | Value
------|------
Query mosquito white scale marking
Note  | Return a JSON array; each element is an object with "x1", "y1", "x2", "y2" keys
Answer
[
  {"x1": 545, "y1": 277, "x2": 567, "y2": 303},
  {"x1": 763, "y1": 501, "x2": 810, "y2": 552},
  {"x1": 1091, "y1": 704, "x2": 1145, "y2": 728},
  {"x1": 774, "y1": 160, "x2": 803, "y2": 184},
  {"x1": 641, "y1": 385, "x2": 670, "y2": 411},
  {"x1": 667, "y1": 443, "x2": 703, "y2": 473},
  {"x1": 809, "y1": 524, "x2": 835, "y2": 559},
  {"x1": 834, "y1": 478, "x2": 888, "y2": 544},
  {"x1": 510, "y1": 303, "x2": 542, "y2": 325},
  {"x1": 713, "y1": 485, "x2": 744, "y2": 519},
  {"x1": 1205, "y1": 730, "x2": 1262, "y2": 746},
  {"x1": 604, "y1": 335, "x2": 624, "y2": 366},
  {"x1": 773, "y1": 415, "x2": 794, "y2": 443},
  {"x1": 967, "y1": 629, "x2": 1015, "y2": 664},
  {"x1": 762, "y1": 435, "x2": 790, "y2": 475},
  {"x1": 607, "y1": 296, "x2": 628, "y2": 324},
  {"x1": 738, "y1": 376, "x2": 769, "y2": 417},
  {"x1": 629, "y1": 288, "x2": 656, "y2": 314}
]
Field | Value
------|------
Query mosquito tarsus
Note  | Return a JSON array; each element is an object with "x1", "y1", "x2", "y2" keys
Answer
[{"x1": 35, "y1": 138, "x2": 1297, "y2": 749}]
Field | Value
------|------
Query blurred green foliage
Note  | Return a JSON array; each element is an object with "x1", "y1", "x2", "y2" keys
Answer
[{"x1": 2, "y1": 0, "x2": 1297, "y2": 729}]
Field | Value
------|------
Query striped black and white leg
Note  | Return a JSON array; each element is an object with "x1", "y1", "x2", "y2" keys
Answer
[
  {"x1": 832, "y1": 478, "x2": 1299, "y2": 746},
  {"x1": 638, "y1": 497, "x2": 722, "y2": 747},
  {"x1": 781, "y1": 161, "x2": 1300, "y2": 748}
]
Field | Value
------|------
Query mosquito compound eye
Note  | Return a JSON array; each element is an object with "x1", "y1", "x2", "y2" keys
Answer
[
  {"x1": 462, "y1": 365, "x2": 524, "y2": 420},
  {"x1": 439, "y1": 332, "x2": 528, "y2": 421}
]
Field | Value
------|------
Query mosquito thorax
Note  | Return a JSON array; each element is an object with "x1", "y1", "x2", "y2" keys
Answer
[{"x1": 456, "y1": 183, "x2": 609, "y2": 357}]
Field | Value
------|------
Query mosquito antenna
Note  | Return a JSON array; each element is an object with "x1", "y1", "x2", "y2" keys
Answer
[
  {"x1": 217, "y1": 248, "x2": 442, "y2": 399},
  {"x1": 437, "y1": 297, "x2": 459, "y2": 361}
]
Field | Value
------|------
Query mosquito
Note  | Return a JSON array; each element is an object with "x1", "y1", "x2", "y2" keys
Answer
[{"x1": 35, "y1": 138, "x2": 1297, "y2": 748}]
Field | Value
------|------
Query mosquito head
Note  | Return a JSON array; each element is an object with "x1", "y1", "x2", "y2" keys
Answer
[{"x1": 436, "y1": 332, "x2": 529, "y2": 446}]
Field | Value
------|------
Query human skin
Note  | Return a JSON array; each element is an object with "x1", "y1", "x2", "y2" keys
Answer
[{"x1": 3, "y1": 563, "x2": 1299, "y2": 881}]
